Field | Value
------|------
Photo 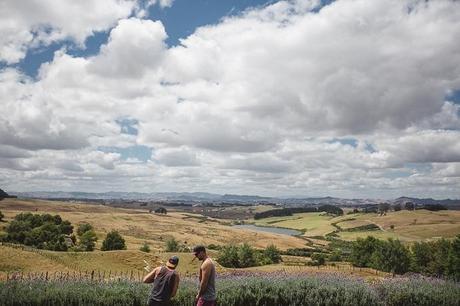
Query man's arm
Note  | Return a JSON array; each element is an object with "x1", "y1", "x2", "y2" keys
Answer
[
  {"x1": 143, "y1": 266, "x2": 160, "y2": 283},
  {"x1": 171, "y1": 273, "x2": 180, "y2": 297},
  {"x1": 197, "y1": 260, "x2": 211, "y2": 298}
]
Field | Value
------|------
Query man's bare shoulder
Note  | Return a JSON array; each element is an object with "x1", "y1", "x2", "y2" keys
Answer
[{"x1": 202, "y1": 258, "x2": 215, "y2": 269}]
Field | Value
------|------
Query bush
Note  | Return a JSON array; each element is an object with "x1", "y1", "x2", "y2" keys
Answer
[
  {"x1": 263, "y1": 244, "x2": 282, "y2": 264},
  {"x1": 101, "y1": 231, "x2": 126, "y2": 251},
  {"x1": 311, "y1": 253, "x2": 326, "y2": 265},
  {"x1": 79, "y1": 230, "x2": 98, "y2": 251},
  {"x1": 285, "y1": 247, "x2": 312, "y2": 257},
  {"x1": 328, "y1": 250, "x2": 342, "y2": 262},
  {"x1": 238, "y1": 243, "x2": 257, "y2": 268},
  {"x1": 217, "y1": 244, "x2": 240, "y2": 268},
  {"x1": 217, "y1": 244, "x2": 283, "y2": 268},
  {"x1": 140, "y1": 242, "x2": 150, "y2": 253},
  {"x1": 165, "y1": 237, "x2": 179, "y2": 252},
  {"x1": 77, "y1": 223, "x2": 94, "y2": 237},
  {"x1": 0, "y1": 210, "x2": 4, "y2": 222}
]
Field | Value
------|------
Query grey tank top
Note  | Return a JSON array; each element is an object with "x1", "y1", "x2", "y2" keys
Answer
[
  {"x1": 149, "y1": 266, "x2": 177, "y2": 302},
  {"x1": 201, "y1": 258, "x2": 216, "y2": 301}
]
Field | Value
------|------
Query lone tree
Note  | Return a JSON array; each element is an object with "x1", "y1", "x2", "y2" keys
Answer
[
  {"x1": 101, "y1": 230, "x2": 126, "y2": 251},
  {"x1": 0, "y1": 210, "x2": 4, "y2": 222},
  {"x1": 155, "y1": 207, "x2": 167, "y2": 214},
  {"x1": 405, "y1": 202, "x2": 415, "y2": 211}
]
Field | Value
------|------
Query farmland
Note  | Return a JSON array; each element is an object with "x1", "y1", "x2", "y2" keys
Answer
[
  {"x1": 1, "y1": 199, "x2": 460, "y2": 271},
  {"x1": 252, "y1": 209, "x2": 460, "y2": 242},
  {"x1": 0, "y1": 199, "x2": 460, "y2": 305},
  {"x1": 0, "y1": 198, "x2": 307, "y2": 251},
  {"x1": 0, "y1": 198, "x2": 309, "y2": 280}
]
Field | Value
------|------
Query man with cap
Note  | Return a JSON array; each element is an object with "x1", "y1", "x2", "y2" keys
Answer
[
  {"x1": 192, "y1": 245, "x2": 216, "y2": 306},
  {"x1": 143, "y1": 255, "x2": 180, "y2": 306}
]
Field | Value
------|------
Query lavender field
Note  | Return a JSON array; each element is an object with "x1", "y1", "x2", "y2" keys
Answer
[{"x1": 1, "y1": 272, "x2": 459, "y2": 306}]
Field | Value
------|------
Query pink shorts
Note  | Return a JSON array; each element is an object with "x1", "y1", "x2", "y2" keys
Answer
[{"x1": 196, "y1": 297, "x2": 216, "y2": 306}]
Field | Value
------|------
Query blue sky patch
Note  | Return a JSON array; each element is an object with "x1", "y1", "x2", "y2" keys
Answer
[
  {"x1": 446, "y1": 89, "x2": 460, "y2": 105},
  {"x1": 329, "y1": 138, "x2": 358, "y2": 147},
  {"x1": 405, "y1": 162, "x2": 432, "y2": 173},
  {"x1": 116, "y1": 118, "x2": 139, "y2": 135},
  {"x1": 147, "y1": 0, "x2": 274, "y2": 46},
  {"x1": 98, "y1": 145, "x2": 152, "y2": 162},
  {"x1": 311, "y1": 0, "x2": 336, "y2": 13},
  {"x1": 364, "y1": 142, "x2": 376, "y2": 153}
]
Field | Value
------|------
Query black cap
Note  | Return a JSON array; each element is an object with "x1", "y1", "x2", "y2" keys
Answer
[
  {"x1": 192, "y1": 245, "x2": 206, "y2": 254},
  {"x1": 166, "y1": 255, "x2": 179, "y2": 268}
]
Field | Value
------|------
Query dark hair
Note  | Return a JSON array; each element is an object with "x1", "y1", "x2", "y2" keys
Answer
[{"x1": 192, "y1": 245, "x2": 206, "y2": 253}]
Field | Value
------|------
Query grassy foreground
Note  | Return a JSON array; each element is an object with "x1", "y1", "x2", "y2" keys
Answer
[{"x1": 1, "y1": 272, "x2": 459, "y2": 306}]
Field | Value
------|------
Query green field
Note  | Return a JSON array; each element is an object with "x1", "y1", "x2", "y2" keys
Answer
[
  {"x1": 254, "y1": 210, "x2": 460, "y2": 242},
  {"x1": 254, "y1": 212, "x2": 337, "y2": 236}
]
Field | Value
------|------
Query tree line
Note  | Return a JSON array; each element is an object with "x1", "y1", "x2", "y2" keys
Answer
[
  {"x1": 351, "y1": 235, "x2": 460, "y2": 280},
  {"x1": 254, "y1": 205, "x2": 343, "y2": 219}
]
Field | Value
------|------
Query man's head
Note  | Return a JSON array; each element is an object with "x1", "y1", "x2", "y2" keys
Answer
[
  {"x1": 166, "y1": 255, "x2": 179, "y2": 269},
  {"x1": 192, "y1": 245, "x2": 207, "y2": 260}
]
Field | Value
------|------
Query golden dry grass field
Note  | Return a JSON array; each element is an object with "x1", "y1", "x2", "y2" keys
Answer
[
  {"x1": 1, "y1": 198, "x2": 459, "y2": 281},
  {"x1": 0, "y1": 198, "x2": 309, "y2": 280},
  {"x1": 0, "y1": 198, "x2": 307, "y2": 251}
]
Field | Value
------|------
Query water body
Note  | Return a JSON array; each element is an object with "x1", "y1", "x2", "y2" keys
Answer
[{"x1": 233, "y1": 224, "x2": 302, "y2": 236}]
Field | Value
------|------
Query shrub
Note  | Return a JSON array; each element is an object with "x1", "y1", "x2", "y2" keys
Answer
[
  {"x1": 218, "y1": 243, "x2": 282, "y2": 268},
  {"x1": 165, "y1": 237, "x2": 179, "y2": 252},
  {"x1": 217, "y1": 244, "x2": 240, "y2": 268},
  {"x1": 238, "y1": 243, "x2": 257, "y2": 268},
  {"x1": 311, "y1": 253, "x2": 326, "y2": 265},
  {"x1": 79, "y1": 230, "x2": 98, "y2": 251},
  {"x1": 154, "y1": 207, "x2": 167, "y2": 214},
  {"x1": 0, "y1": 210, "x2": 4, "y2": 222},
  {"x1": 263, "y1": 244, "x2": 282, "y2": 264},
  {"x1": 328, "y1": 250, "x2": 342, "y2": 262},
  {"x1": 140, "y1": 242, "x2": 151, "y2": 253},
  {"x1": 101, "y1": 231, "x2": 126, "y2": 251},
  {"x1": 77, "y1": 223, "x2": 94, "y2": 237}
]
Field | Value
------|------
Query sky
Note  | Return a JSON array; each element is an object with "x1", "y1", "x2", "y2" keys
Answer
[{"x1": 1, "y1": 0, "x2": 460, "y2": 199}]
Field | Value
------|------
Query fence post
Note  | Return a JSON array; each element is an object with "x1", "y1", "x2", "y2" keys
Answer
[
  {"x1": 46, "y1": 271, "x2": 48, "y2": 281},
  {"x1": 91, "y1": 270, "x2": 94, "y2": 281}
]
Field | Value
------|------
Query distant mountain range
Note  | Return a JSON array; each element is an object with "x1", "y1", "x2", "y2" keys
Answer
[{"x1": 10, "y1": 190, "x2": 460, "y2": 208}]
